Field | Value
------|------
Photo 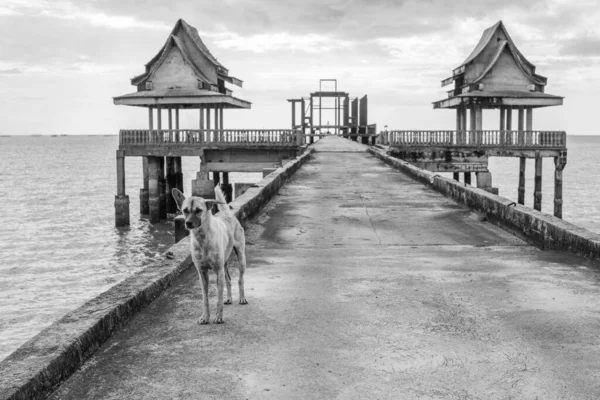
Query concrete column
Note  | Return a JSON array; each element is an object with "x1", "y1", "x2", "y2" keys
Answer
[
  {"x1": 214, "y1": 106, "x2": 220, "y2": 142},
  {"x1": 534, "y1": 156, "x2": 542, "y2": 211},
  {"x1": 166, "y1": 157, "x2": 177, "y2": 214},
  {"x1": 219, "y1": 106, "x2": 224, "y2": 130},
  {"x1": 222, "y1": 172, "x2": 233, "y2": 203},
  {"x1": 554, "y1": 154, "x2": 566, "y2": 219},
  {"x1": 301, "y1": 98, "x2": 306, "y2": 133},
  {"x1": 140, "y1": 157, "x2": 149, "y2": 215},
  {"x1": 212, "y1": 171, "x2": 220, "y2": 186},
  {"x1": 148, "y1": 107, "x2": 154, "y2": 142},
  {"x1": 506, "y1": 106, "x2": 512, "y2": 130},
  {"x1": 518, "y1": 157, "x2": 526, "y2": 205},
  {"x1": 464, "y1": 172, "x2": 471, "y2": 185},
  {"x1": 115, "y1": 150, "x2": 130, "y2": 227},
  {"x1": 455, "y1": 108, "x2": 461, "y2": 131},
  {"x1": 158, "y1": 157, "x2": 167, "y2": 219},
  {"x1": 453, "y1": 172, "x2": 460, "y2": 181},
  {"x1": 168, "y1": 108, "x2": 173, "y2": 130},
  {"x1": 174, "y1": 157, "x2": 183, "y2": 193},
  {"x1": 148, "y1": 156, "x2": 161, "y2": 223},
  {"x1": 175, "y1": 107, "x2": 180, "y2": 129},
  {"x1": 517, "y1": 106, "x2": 525, "y2": 146},
  {"x1": 526, "y1": 107, "x2": 533, "y2": 147},
  {"x1": 157, "y1": 105, "x2": 162, "y2": 142},
  {"x1": 469, "y1": 104, "x2": 476, "y2": 144},
  {"x1": 292, "y1": 101, "x2": 296, "y2": 129},
  {"x1": 499, "y1": 107, "x2": 506, "y2": 130},
  {"x1": 198, "y1": 106, "x2": 205, "y2": 144},
  {"x1": 309, "y1": 95, "x2": 314, "y2": 136}
]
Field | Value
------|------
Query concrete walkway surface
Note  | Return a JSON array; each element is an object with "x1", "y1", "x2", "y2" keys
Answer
[{"x1": 50, "y1": 136, "x2": 600, "y2": 399}]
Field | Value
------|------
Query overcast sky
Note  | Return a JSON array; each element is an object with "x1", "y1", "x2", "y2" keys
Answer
[{"x1": 1, "y1": 0, "x2": 598, "y2": 135}]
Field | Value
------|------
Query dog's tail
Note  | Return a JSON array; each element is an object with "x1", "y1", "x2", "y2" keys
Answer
[{"x1": 214, "y1": 185, "x2": 231, "y2": 215}]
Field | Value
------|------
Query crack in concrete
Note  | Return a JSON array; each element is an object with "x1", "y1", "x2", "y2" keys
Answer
[{"x1": 357, "y1": 191, "x2": 383, "y2": 247}]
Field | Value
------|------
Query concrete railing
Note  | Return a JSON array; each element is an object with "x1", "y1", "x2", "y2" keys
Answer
[
  {"x1": 379, "y1": 130, "x2": 566, "y2": 149},
  {"x1": 119, "y1": 129, "x2": 304, "y2": 146}
]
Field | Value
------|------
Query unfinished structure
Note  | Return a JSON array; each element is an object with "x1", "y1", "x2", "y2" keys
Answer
[
  {"x1": 287, "y1": 79, "x2": 376, "y2": 144},
  {"x1": 113, "y1": 19, "x2": 302, "y2": 226},
  {"x1": 381, "y1": 21, "x2": 567, "y2": 218}
]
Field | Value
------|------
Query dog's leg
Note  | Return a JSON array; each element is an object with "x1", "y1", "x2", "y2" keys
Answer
[
  {"x1": 234, "y1": 245, "x2": 248, "y2": 305},
  {"x1": 198, "y1": 269, "x2": 210, "y2": 325},
  {"x1": 224, "y1": 262, "x2": 232, "y2": 305},
  {"x1": 214, "y1": 266, "x2": 225, "y2": 324}
]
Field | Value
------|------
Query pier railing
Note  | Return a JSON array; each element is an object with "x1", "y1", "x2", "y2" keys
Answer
[
  {"x1": 119, "y1": 129, "x2": 303, "y2": 146},
  {"x1": 379, "y1": 130, "x2": 566, "y2": 149}
]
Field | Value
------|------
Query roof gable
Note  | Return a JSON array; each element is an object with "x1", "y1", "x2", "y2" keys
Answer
[{"x1": 131, "y1": 19, "x2": 243, "y2": 88}]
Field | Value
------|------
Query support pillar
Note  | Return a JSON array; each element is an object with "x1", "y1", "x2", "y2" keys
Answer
[
  {"x1": 115, "y1": 150, "x2": 130, "y2": 227},
  {"x1": 222, "y1": 172, "x2": 233, "y2": 203},
  {"x1": 534, "y1": 155, "x2": 542, "y2": 212},
  {"x1": 157, "y1": 105, "x2": 162, "y2": 141},
  {"x1": 148, "y1": 156, "x2": 161, "y2": 223},
  {"x1": 174, "y1": 157, "x2": 183, "y2": 193},
  {"x1": 292, "y1": 101, "x2": 296, "y2": 129},
  {"x1": 219, "y1": 106, "x2": 224, "y2": 130},
  {"x1": 212, "y1": 172, "x2": 220, "y2": 186},
  {"x1": 158, "y1": 156, "x2": 166, "y2": 220},
  {"x1": 554, "y1": 153, "x2": 567, "y2": 219},
  {"x1": 455, "y1": 108, "x2": 461, "y2": 131},
  {"x1": 526, "y1": 107, "x2": 533, "y2": 147},
  {"x1": 148, "y1": 107, "x2": 154, "y2": 142},
  {"x1": 140, "y1": 157, "x2": 149, "y2": 215},
  {"x1": 464, "y1": 172, "x2": 471, "y2": 185},
  {"x1": 453, "y1": 172, "x2": 460, "y2": 181},
  {"x1": 518, "y1": 157, "x2": 526, "y2": 205},
  {"x1": 166, "y1": 157, "x2": 177, "y2": 215}
]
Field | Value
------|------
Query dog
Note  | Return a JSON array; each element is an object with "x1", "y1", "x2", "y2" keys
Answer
[{"x1": 172, "y1": 186, "x2": 247, "y2": 324}]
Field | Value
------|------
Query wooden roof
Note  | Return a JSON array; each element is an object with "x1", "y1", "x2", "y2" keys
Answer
[
  {"x1": 114, "y1": 19, "x2": 249, "y2": 108},
  {"x1": 435, "y1": 21, "x2": 562, "y2": 108}
]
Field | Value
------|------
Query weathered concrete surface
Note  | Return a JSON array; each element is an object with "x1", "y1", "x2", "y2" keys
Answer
[
  {"x1": 370, "y1": 145, "x2": 600, "y2": 262},
  {"x1": 0, "y1": 147, "x2": 314, "y2": 400},
  {"x1": 50, "y1": 136, "x2": 600, "y2": 399}
]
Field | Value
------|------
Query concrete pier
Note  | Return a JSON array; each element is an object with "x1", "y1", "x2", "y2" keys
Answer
[{"x1": 50, "y1": 137, "x2": 600, "y2": 399}]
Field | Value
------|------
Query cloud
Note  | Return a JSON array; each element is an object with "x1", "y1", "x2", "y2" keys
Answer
[
  {"x1": 208, "y1": 31, "x2": 356, "y2": 54},
  {"x1": 560, "y1": 36, "x2": 600, "y2": 57},
  {"x1": 0, "y1": 68, "x2": 22, "y2": 74}
]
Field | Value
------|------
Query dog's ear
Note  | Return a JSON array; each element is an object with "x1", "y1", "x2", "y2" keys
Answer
[{"x1": 171, "y1": 188, "x2": 185, "y2": 210}]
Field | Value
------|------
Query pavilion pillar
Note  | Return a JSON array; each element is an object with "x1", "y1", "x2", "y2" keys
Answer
[
  {"x1": 469, "y1": 103, "x2": 476, "y2": 144},
  {"x1": 115, "y1": 150, "x2": 130, "y2": 227},
  {"x1": 214, "y1": 106, "x2": 220, "y2": 141},
  {"x1": 453, "y1": 172, "x2": 460, "y2": 181},
  {"x1": 310, "y1": 95, "x2": 314, "y2": 141},
  {"x1": 206, "y1": 105, "x2": 212, "y2": 140},
  {"x1": 219, "y1": 106, "x2": 224, "y2": 130},
  {"x1": 455, "y1": 108, "x2": 461, "y2": 131},
  {"x1": 534, "y1": 155, "x2": 542, "y2": 212},
  {"x1": 554, "y1": 153, "x2": 567, "y2": 219},
  {"x1": 499, "y1": 107, "x2": 506, "y2": 130},
  {"x1": 157, "y1": 105, "x2": 162, "y2": 141},
  {"x1": 148, "y1": 156, "x2": 161, "y2": 223},
  {"x1": 464, "y1": 172, "x2": 472, "y2": 185},
  {"x1": 517, "y1": 106, "x2": 525, "y2": 145}
]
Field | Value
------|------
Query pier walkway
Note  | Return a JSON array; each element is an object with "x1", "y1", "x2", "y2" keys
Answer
[{"x1": 52, "y1": 137, "x2": 600, "y2": 399}]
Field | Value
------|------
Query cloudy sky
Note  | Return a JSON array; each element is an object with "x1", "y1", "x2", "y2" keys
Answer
[{"x1": 1, "y1": 0, "x2": 598, "y2": 135}]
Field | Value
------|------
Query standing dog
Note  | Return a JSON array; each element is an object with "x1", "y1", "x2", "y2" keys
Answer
[{"x1": 172, "y1": 186, "x2": 247, "y2": 324}]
